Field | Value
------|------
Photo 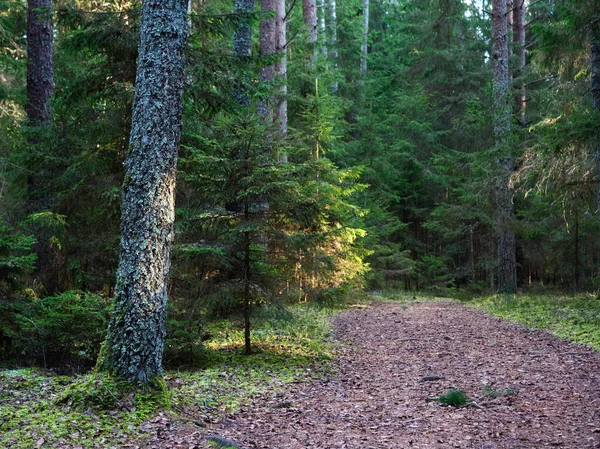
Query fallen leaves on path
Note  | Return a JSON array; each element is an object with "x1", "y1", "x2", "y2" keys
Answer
[{"x1": 144, "y1": 301, "x2": 600, "y2": 448}]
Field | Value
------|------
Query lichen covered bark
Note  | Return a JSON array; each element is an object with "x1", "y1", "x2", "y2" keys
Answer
[
  {"x1": 26, "y1": 0, "x2": 54, "y2": 127},
  {"x1": 104, "y1": 0, "x2": 188, "y2": 382},
  {"x1": 492, "y1": 0, "x2": 517, "y2": 293},
  {"x1": 234, "y1": 0, "x2": 255, "y2": 106}
]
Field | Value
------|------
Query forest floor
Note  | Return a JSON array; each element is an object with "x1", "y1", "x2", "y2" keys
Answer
[{"x1": 144, "y1": 301, "x2": 600, "y2": 449}]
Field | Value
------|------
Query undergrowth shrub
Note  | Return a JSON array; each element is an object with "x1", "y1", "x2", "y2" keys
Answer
[{"x1": 7, "y1": 290, "x2": 110, "y2": 371}]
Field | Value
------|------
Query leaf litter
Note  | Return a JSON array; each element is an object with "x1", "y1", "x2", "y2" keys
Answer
[{"x1": 144, "y1": 301, "x2": 600, "y2": 448}]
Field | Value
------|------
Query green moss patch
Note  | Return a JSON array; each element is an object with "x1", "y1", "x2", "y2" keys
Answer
[
  {"x1": 469, "y1": 294, "x2": 600, "y2": 350},
  {"x1": 0, "y1": 304, "x2": 337, "y2": 448}
]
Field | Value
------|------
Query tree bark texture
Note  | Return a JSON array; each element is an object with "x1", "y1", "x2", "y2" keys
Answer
[
  {"x1": 326, "y1": 0, "x2": 338, "y2": 92},
  {"x1": 360, "y1": 0, "x2": 369, "y2": 74},
  {"x1": 258, "y1": 0, "x2": 277, "y2": 123},
  {"x1": 104, "y1": 0, "x2": 187, "y2": 382},
  {"x1": 26, "y1": 0, "x2": 54, "y2": 127},
  {"x1": 276, "y1": 0, "x2": 288, "y2": 152},
  {"x1": 493, "y1": 0, "x2": 517, "y2": 293},
  {"x1": 513, "y1": 0, "x2": 526, "y2": 126},
  {"x1": 317, "y1": 0, "x2": 327, "y2": 58},
  {"x1": 592, "y1": 38, "x2": 600, "y2": 227},
  {"x1": 234, "y1": 0, "x2": 254, "y2": 106},
  {"x1": 302, "y1": 0, "x2": 317, "y2": 69}
]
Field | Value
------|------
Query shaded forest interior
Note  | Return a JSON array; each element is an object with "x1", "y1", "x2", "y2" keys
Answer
[{"x1": 0, "y1": 0, "x2": 600, "y2": 372}]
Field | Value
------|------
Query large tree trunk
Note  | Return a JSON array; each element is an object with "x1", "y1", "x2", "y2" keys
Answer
[
  {"x1": 513, "y1": 0, "x2": 526, "y2": 126},
  {"x1": 360, "y1": 0, "x2": 369, "y2": 74},
  {"x1": 103, "y1": 0, "x2": 187, "y2": 382},
  {"x1": 302, "y1": 0, "x2": 317, "y2": 70},
  {"x1": 26, "y1": 0, "x2": 56, "y2": 291},
  {"x1": 259, "y1": 0, "x2": 277, "y2": 122},
  {"x1": 234, "y1": 0, "x2": 254, "y2": 106},
  {"x1": 26, "y1": 0, "x2": 53, "y2": 128},
  {"x1": 326, "y1": 0, "x2": 338, "y2": 92},
  {"x1": 492, "y1": 0, "x2": 517, "y2": 293}
]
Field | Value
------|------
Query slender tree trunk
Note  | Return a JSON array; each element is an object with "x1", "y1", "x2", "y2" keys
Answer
[
  {"x1": 326, "y1": 0, "x2": 338, "y2": 92},
  {"x1": 574, "y1": 217, "x2": 579, "y2": 291},
  {"x1": 317, "y1": 0, "x2": 327, "y2": 58},
  {"x1": 302, "y1": 0, "x2": 317, "y2": 69},
  {"x1": 276, "y1": 0, "x2": 288, "y2": 160},
  {"x1": 103, "y1": 0, "x2": 187, "y2": 382},
  {"x1": 234, "y1": 0, "x2": 254, "y2": 106},
  {"x1": 360, "y1": 0, "x2": 369, "y2": 74},
  {"x1": 259, "y1": 0, "x2": 277, "y2": 122},
  {"x1": 513, "y1": 0, "x2": 526, "y2": 126},
  {"x1": 243, "y1": 202, "x2": 252, "y2": 354},
  {"x1": 493, "y1": 0, "x2": 517, "y2": 293},
  {"x1": 592, "y1": 38, "x2": 600, "y2": 229},
  {"x1": 26, "y1": 0, "x2": 53, "y2": 128}
]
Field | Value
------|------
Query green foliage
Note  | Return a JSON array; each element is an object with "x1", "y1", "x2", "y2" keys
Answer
[
  {"x1": 7, "y1": 291, "x2": 110, "y2": 370},
  {"x1": 470, "y1": 294, "x2": 600, "y2": 350},
  {"x1": 1, "y1": 303, "x2": 336, "y2": 448},
  {"x1": 434, "y1": 389, "x2": 468, "y2": 407},
  {"x1": 0, "y1": 368, "x2": 158, "y2": 449},
  {"x1": 0, "y1": 217, "x2": 36, "y2": 283}
]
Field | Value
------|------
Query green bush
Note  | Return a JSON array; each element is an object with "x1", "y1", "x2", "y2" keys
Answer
[{"x1": 8, "y1": 290, "x2": 111, "y2": 371}]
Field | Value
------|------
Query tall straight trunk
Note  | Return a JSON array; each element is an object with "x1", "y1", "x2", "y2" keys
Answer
[
  {"x1": 302, "y1": 0, "x2": 317, "y2": 69},
  {"x1": 234, "y1": 0, "x2": 254, "y2": 106},
  {"x1": 26, "y1": 0, "x2": 55, "y2": 291},
  {"x1": 26, "y1": 0, "x2": 53, "y2": 128},
  {"x1": 492, "y1": 0, "x2": 517, "y2": 293},
  {"x1": 258, "y1": 0, "x2": 277, "y2": 122},
  {"x1": 326, "y1": 0, "x2": 338, "y2": 92},
  {"x1": 276, "y1": 0, "x2": 288, "y2": 154},
  {"x1": 317, "y1": 0, "x2": 327, "y2": 58},
  {"x1": 103, "y1": 0, "x2": 187, "y2": 382},
  {"x1": 513, "y1": 0, "x2": 526, "y2": 126},
  {"x1": 360, "y1": 0, "x2": 369, "y2": 74},
  {"x1": 592, "y1": 38, "x2": 600, "y2": 227}
]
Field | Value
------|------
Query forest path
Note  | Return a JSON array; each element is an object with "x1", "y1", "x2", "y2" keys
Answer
[{"x1": 150, "y1": 301, "x2": 600, "y2": 449}]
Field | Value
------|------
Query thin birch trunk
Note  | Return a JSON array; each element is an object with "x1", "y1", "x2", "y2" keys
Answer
[
  {"x1": 327, "y1": 0, "x2": 338, "y2": 92},
  {"x1": 360, "y1": 0, "x2": 369, "y2": 74},
  {"x1": 318, "y1": 0, "x2": 327, "y2": 58}
]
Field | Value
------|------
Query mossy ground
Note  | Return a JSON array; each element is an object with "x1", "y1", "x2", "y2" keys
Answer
[
  {"x1": 0, "y1": 304, "x2": 338, "y2": 449},
  {"x1": 467, "y1": 293, "x2": 600, "y2": 351}
]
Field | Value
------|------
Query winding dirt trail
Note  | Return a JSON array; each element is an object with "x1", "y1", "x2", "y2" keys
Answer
[{"x1": 150, "y1": 301, "x2": 600, "y2": 448}]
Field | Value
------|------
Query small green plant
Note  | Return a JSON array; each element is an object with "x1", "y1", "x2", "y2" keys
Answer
[
  {"x1": 482, "y1": 385, "x2": 514, "y2": 398},
  {"x1": 429, "y1": 389, "x2": 469, "y2": 407}
]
